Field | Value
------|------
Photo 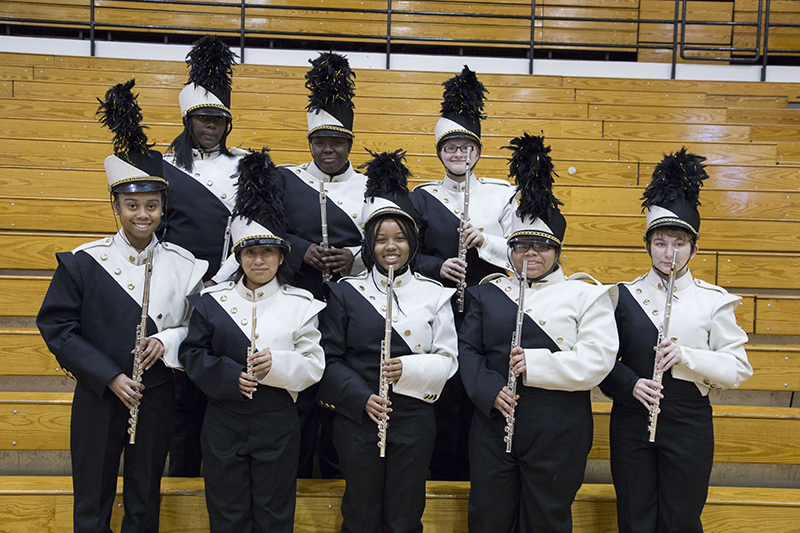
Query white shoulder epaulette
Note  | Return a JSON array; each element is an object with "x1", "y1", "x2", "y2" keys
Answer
[
  {"x1": 74, "y1": 236, "x2": 114, "y2": 253},
  {"x1": 281, "y1": 284, "x2": 314, "y2": 301},
  {"x1": 229, "y1": 147, "x2": 249, "y2": 157},
  {"x1": 412, "y1": 180, "x2": 443, "y2": 191},
  {"x1": 412, "y1": 272, "x2": 444, "y2": 287},
  {"x1": 480, "y1": 273, "x2": 507, "y2": 285},
  {"x1": 477, "y1": 177, "x2": 512, "y2": 187},
  {"x1": 619, "y1": 273, "x2": 648, "y2": 286},
  {"x1": 202, "y1": 281, "x2": 235, "y2": 295},
  {"x1": 693, "y1": 278, "x2": 728, "y2": 295},
  {"x1": 566, "y1": 272, "x2": 603, "y2": 286},
  {"x1": 340, "y1": 270, "x2": 370, "y2": 282},
  {"x1": 161, "y1": 241, "x2": 197, "y2": 263}
]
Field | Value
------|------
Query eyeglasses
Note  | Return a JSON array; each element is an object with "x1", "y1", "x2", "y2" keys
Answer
[
  {"x1": 442, "y1": 145, "x2": 474, "y2": 154},
  {"x1": 512, "y1": 242, "x2": 554, "y2": 254}
]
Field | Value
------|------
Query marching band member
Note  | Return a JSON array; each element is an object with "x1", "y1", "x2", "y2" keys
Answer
[
  {"x1": 459, "y1": 134, "x2": 618, "y2": 532},
  {"x1": 37, "y1": 81, "x2": 206, "y2": 533},
  {"x1": 278, "y1": 51, "x2": 368, "y2": 478},
  {"x1": 411, "y1": 66, "x2": 515, "y2": 480},
  {"x1": 179, "y1": 150, "x2": 325, "y2": 532},
  {"x1": 317, "y1": 150, "x2": 458, "y2": 532},
  {"x1": 600, "y1": 148, "x2": 752, "y2": 533},
  {"x1": 163, "y1": 35, "x2": 248, "y2": 477}
]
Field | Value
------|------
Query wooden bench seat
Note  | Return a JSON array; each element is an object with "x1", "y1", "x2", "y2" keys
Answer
[{"x1": 0, "y1": 475, "x2": 796, "y2": 532}]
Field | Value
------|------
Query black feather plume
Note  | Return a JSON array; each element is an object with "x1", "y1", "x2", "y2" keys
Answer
[
  {"x1": 505, "y1": 133, "x2": 562, "y2": 220},
  {"x1": 641, "y1": 147, "x2": 708, "y2": 211},
  {"x1": 305, "y1": 52, "x2": 356, "y2": 112},
  {"x1": 186, "y1": 35, "x2": 237, "y2": 93},
  {"x1": 234, "y1": 148, "x2": 285, "y2": 228},
  {"x1": 440, "y1": 66, "x2": 488, "y2": 122},
  {"x1": 361, "y1": 149, "x2": 412, "y2": 200},
  {"x1": 96, "y1": 79, "x2": 149, "y2": 156}
]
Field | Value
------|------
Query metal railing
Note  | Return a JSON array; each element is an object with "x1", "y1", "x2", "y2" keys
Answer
[{"x1": 0, "y1": 0, "x2": 796, "y2": 79}]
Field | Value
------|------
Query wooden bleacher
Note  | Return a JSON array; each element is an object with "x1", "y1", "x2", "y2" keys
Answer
[{"x1": 1, "y1": 49, "x2": 799, "y2": 530}]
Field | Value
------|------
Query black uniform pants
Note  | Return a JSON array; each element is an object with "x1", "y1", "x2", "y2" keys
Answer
[
  {"x1": 333, "y1": 396, "x2": 435, "y2": 533},
  {"x1": 71, "y1": 380, "x2": 174, "y2": 533},
  {"x1": 609, "y1": 398, "x2": 713, "y2": 533},
  {"x1": 201, "y1": 403, "x2": 300, "y2": 533},
  {"x1": 468, "y1": 389, "x2": 592, "y2": 533}
]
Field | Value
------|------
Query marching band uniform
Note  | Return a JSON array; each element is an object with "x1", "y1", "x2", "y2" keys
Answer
[
  {"x1": 412, "y1": 66, "x2": 514, "y2": 481},
  {"x1": 459, "y1": 134, "x2": 618, "y2": 532},
  {"x1": 412, "y1": 173, "x2": 514, "y2": 286},
  {"x1": 317, "y1": 151, "x2": 458, "y2": 532},
  {"x1": 179, "y1": 152, "x2": 325, "y2": 532},
  {"x1": 164, "y1": 35, "x2": 244, "y2": 477},
  {"x1": 600, "y1": 149, "x2": 752, "y2": 533},
  {"x1": 37, "y1": 81, "x2": 206, "y2": 533}
]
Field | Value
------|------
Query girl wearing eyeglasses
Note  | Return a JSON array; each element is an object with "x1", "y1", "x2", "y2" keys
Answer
[{"x1": 459, "y1": 135, "x2": 618, "y2": 532}]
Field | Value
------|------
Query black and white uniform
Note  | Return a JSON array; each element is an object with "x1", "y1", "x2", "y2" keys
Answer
[
  {"x1": 279, "y1": 160, "x2": 367, "y2": 299},
  {"x1": 163, "y1": 147, "x2": 246, "y2": 281},
  {"x1": 37, "y1": 230, "x2": 206, "y2": 533},
  {"x1": 163, "y1": 146, "x2": 246, "y2": 476},
  {"x1": 179, "y1": 277, "x2": 325, "y2": 533},
  {"x1": 411, "y1": 171, "x2": 515, "y2": 480},
  {"x1": 411, "y1": 172, "x2": 515, "y2": 287},
  {"x1": 459, "y1": 268, "x2": 618, "y2": 533},
  {"x1": 599, "y1": 268, "x2": 751, "y2": 533},
  {"x1": 317, "y1": 268, "x2": 458, "y2": 533},
  {"x1": 278, "y1": 159, "x2": 367, "y2": 477}
]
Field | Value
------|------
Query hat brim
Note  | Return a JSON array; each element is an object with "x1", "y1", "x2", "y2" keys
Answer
[
  {"x1": 188, "y1": 107, "x2": 232, "y2": 119},
  {"x1": 309, "y1": 128, "x2": 353, "y2": 139},
  {"x1": 110, "y1": 179, "x2": 168, "y2": 194},
  {"x1": 234, "y1": 237, "x2": 290, "y2": 255}
]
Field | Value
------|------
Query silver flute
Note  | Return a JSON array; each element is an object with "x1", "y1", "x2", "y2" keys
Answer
[
  {"x1": 246, "y1": 305, "x2": 257, "y2": 399},
  {"x1": 378, "y1": 264, "x2": 395, "y2": 457},
  {"x1": 319, "y1": 180, "x2": 332, "y2": 282},
  {"x1": 456, "y1": 146, "x2": 471, "y2": 312},
  {"x1": 128, "y1": 248, "x2": 154, "y2": 445},
  {"x1": 647, "y1": 248, "x2": 679, "y2": 442},
  {"x1": 221, "y1": 215, "x2": 232, "y2": 262},
  {"x1": 504, "y1": 260, "x2": 527, "y2": 453}
]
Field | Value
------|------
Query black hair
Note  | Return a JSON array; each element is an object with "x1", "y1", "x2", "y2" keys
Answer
[
  {"x1": 362, "y1": 214, "x2": 419, "y2": 275},
  {"x1": 229, "y1": 247, "x2": 294, "y2": 287},
  {"x1": 167, "y1": 115, "x2": 234, "y2": 172}
]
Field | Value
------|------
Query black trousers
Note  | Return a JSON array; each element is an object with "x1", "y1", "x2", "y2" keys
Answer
[
  {"x1": 610, "y1": 398, "x2": 713, "y2": 533},
  {"x1": 430, "y1": 371, "x2": 473, "y2": 481},
  {"x1": 201, "y1": 403, "x2": 300, "y2": 533},
  {"x1": 468, "y1": 389, "x2": 592, "y2": 533},
  {"x1": 168, "y1": 371, "x2": 206, "y2": 477},
  {"x1": 71, "y1": 380, "x2": 174, "y2": 533},
  {"x1": 333, "y1": 395, "x2": 435, "y2": 533}
]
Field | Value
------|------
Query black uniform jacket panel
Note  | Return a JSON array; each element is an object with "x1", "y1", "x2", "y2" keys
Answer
[
  {"x1": 411, "y1": 187, "x2": 506, "y2": 286},
  {"x1": 458, "y1": 282, "x2": 559, "y2": 418},
  {"x1": 180, "y1": 292, "x2": 294, "y2": 414},
  {"x1": 317, "y1": 280, "x2": 415, "y2": 423},
  {"x1": 38, "y1": 251, "x2": 168, "y2": 397},
  {"x1": 161, "y1": 158, "x2": 239, "y2": 277}
]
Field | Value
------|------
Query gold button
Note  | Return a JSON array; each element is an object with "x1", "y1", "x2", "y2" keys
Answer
[
  {"x1": 652, "y1": 310, "x2": 659, "y2": 316},
  {"x1": 526, "y1": 308, "x2": 532, "y2": 313},
  {"x1": 157, "y1": 314, "x2": 162, "y2": 320},
  {"x1": 352, "y1": 213, "x2": 357, "y2": 218},
  {"x1": 100, "y1": 254, "x2": 108, "y2": 261},
  {"x1": 643, "y1": 299, "x2": 650, "y2": 305},
  {"x1": 396, "y1": 280, "x2": 402, "y2": 286},
  {"x1": 114, "y1": 268, "x2": 121, "y2": 275},
  {"x1": 479, "y1": 227, "x2": 484, "y2": 232},
  {"x1": 257, "y1": 292, "x2": 263, "y2": 298},
  {"x1": 505, "y1": 287, "x2": 511, "y2": 292},
  {"x1": 105, "y1": 238, "x2": 112, "y2": 244},
  {"x1": 452, "y1": 185, "x2": 457, "y2": 190},
  {"x1": 703, "y1": 379, "x2": 711, "y2": 385},
  {"x1": 255, "y1": 333, "x2": 259, "y2": 339},
  {"x1": 557, "y1": 337, "x2": 563, "y2": 343},
  {"x1": 359, "y1": 285, "x2": 365, "y2": 291},
  {"x1": 381, "y1": 280, "x2": 387, "y2": 287},
  {"x1": 231, "y1": 307, "x2": 238, "y2": 314},
  {"x1": 415, "y1": 344, "x2": 421, "y2": 350},
  {"x1": 454, "y1": 208, "x2": 460, "y2": 214},
  {"x1": 337, "y1": 200, "x2": 343, "y2": 205},
  {"x1": 433, "y1": 189, "x2": 438, "y2": 193},
  {"x1": 658, "y1": 283, "x2": 664, "y2": 290},
  {"x1": 635, "y1": 288, "x2": 642, "y2": 294},
  {"x1": 539, "y1": 319, "x2": 546, "y2": 325},
  {"x1": 404, "y1": 330, "x2": 411, "y2": 336},
  {"x1": 444, "y1": 198, "x2": 449, "y2": 203},
  {"x1": 128, "y1": 283, "x2": 135, "y2": 290},
  {"x1": 220, "y1": 296, "x2": 227, "y2": 302},
  {"x1": 207, "y1": 180, "x2": 213, "y2": 186},
  {"x1": 670, "y1": 336, "x2": 677, "y2": 342},
  {"x1": 369, "y1": 295, "x2": 375, "y2": 300},
  {"x1": 241, "y1": 319, "x2": 248, "y2": 325},
  {"x1": 221, "y1": 193, "x2": 227, "y2": 199},
  {"x1": 535, "y1": 283, "x2": 542, "y2": 288},
  {"x1": 392, "y1": 316, "x2": 398, "y2": 322},
  {"x1": 381, "y1": 305, "x2": 387, "y2": 311},
  {"x1": 129, "y1": 256, "x2": 136, "y2": 262},
  {"x1": 246, "y1": 293, "x2": 252, "y2": 300}
]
